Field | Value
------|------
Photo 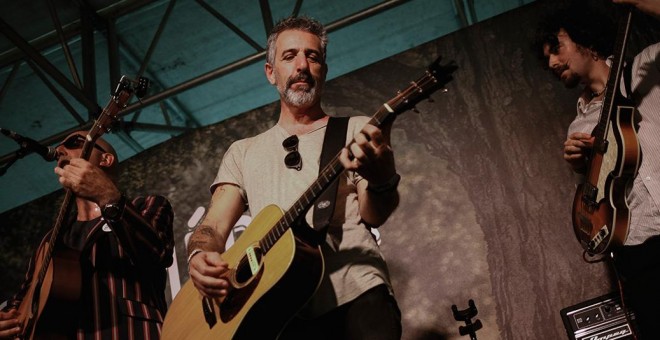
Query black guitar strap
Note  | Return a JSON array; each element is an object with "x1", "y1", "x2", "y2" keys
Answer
[
  {"x1": 622, "y1": 59, "x2": 633, "y2": 100},
  {"x1": 312, "y1": 116, "x2": 349, "y2": 232}
]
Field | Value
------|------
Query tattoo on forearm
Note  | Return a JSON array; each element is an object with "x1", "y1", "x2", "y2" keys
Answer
[
  {"x1": 199, "y1": 226, "x2": 215, "y2": 237},
  {"x1": 187, "y1": 224, "x2": 220, "y2": 255}
]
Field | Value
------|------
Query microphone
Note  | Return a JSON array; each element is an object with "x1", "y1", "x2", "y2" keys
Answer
[{"x1": 0, "y1": 128, "x2": 59, "y2": 162}]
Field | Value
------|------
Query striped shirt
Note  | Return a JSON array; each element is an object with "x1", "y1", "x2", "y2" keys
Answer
[
  {"x1": 568, "y1": 42, "x2": 660, "y2": 245},
  {"x1": 6, "y1": 195, "x2": 174, "y2": 339}
]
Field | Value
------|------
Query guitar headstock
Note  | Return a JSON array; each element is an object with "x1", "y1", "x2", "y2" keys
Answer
[
  {"x1": 81, "y1": 76, "x2": 150, "y2": 158},
  {"x1": 91, "y1": 76, "x2": 149, "y2": 134},
  {"x1": 387, "y1": 57, "x2": 458, "y2": 115}
]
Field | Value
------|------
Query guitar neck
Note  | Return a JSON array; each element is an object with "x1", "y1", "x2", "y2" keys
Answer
[
  {"x1": 592, "y1": 9, "x2": 633, "y2": 142},
  {"x1": 259, "y1": 107, "x2": 397, "y2": 253},
  {"x1": 256, "y1": 57, "x2": 456, "y2": 254},
  {"x1": 35, "y1": 189, "x2": 75, "y2": 286}
]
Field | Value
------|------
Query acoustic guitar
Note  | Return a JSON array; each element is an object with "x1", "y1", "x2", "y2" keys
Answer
[
  {"x1": 16, "y1": 76, "x2": 149, "y2": 339},
  {"x1": 162, "y1": 57, "x2": 457, "y2": 339},
  {"x1": 571, "y1": 8, "x2": 640, "y2": 255}
]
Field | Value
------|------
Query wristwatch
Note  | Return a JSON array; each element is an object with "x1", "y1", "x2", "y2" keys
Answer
[{"x1": 102, "y1": 195, "x2": 127, "y2": 222}]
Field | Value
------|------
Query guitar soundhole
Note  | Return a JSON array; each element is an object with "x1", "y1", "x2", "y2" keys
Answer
[{"x1": 234, "y1": 247, "x2": 263, "y2": 286}]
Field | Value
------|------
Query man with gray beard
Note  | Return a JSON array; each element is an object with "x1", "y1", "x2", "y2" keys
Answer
[{"x1": 186, "y1": 16, "x2": 402, "y2": 339}]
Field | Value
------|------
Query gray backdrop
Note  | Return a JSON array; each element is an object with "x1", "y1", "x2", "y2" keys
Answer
[{"x1": 2, "y1": 1, "x2": 659, "y2": 339}]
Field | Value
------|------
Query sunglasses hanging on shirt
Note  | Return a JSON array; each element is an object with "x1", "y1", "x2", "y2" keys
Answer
[{"x1": 282, "y1": 135, "x2": 302, "y2": 171}]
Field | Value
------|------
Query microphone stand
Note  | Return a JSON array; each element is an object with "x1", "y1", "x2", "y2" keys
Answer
[
  {"x1": 0, "y1": 151, "x2": 23, "y2": 176},
  {"x1": 0, "y1": 156, "x2": 16, "y2": 175},
  {"x1": 452, "y1": 299, "x2": 483, "y2": 340},
  {"x1": 0, "y1": 133, "x2": 35, "y2": 176}
]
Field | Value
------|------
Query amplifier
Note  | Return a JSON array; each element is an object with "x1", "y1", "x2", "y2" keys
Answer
[{"x1": 560, "y1": 293, "x2": 636, "y2": 340}]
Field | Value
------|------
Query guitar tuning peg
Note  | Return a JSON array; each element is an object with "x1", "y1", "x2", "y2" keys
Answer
[
  {"x1": 412, "y1": 107, "x2": 420, "y2": 113},
  {"x1": 135, "y1": 77, "x2": 150, "y2": 98},
  {"x1": 440, "y1": 88, "x2": 449, "y2": 93}
]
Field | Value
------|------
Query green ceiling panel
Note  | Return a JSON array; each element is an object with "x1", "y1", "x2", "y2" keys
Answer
[{"x1": 0, "y1": 0, "x2": 535, "y2": 213}]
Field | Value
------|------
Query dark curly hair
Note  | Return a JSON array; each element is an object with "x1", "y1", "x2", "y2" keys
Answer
[{"x1": 533, "y1": 2, "x2": 616, "y2": 65}]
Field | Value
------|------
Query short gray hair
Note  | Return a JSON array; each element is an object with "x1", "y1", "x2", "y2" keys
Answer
[{"x1": 266, "y1": 16, "x2": 328, "y2": 66}]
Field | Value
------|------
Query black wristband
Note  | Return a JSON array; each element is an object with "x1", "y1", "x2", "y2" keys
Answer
[{"x1": 367, "y1": 173, "x2": 401, "y2": 194}]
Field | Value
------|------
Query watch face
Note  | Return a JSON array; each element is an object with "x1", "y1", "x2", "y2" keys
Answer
[
  {"x1": 102, "y1": 196, "x2": 125, "y2": 220},
  {"x1": 103, "y1": 203, "x2": 121, "y2": 219}
]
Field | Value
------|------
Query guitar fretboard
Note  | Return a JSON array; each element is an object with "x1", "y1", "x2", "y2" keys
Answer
[
  {"x1": 257, "y1": 65, "x2": 447, "y2": 253},
  {"x1": 591, "y1": 10, "x2": 633, "y2": 144}
]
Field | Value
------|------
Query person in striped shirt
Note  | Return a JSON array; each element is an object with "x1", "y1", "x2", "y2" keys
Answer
[{"x1": 0, "y1": 131, "x2": 174, "y2": 339}]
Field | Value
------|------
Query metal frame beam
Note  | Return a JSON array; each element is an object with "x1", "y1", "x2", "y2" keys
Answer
[
  {"x1": 259, "y1": 0, "x2": 274, "y2": 39},
  {"x1": 80, "y1": 1, "x2": 99, "y2": 118},
  {"x1": 0, "y1": 16, "x2": 100, "y2": 114},
  {"x1": 26, "y1": 60, "x2": 86, "y2": 124},
  {"x1": 107, "y1": 18, "x2": 121, "y2": 91},
  {"x1": 0, "y1": 0, "x2": 155, "y2": 69},
  {"x1": 453, "y1": 0, "x2": 478, "y2": 27},
  {"x1": 47, "y1": 0, "x2": 83, "y2": 89},
  {"x1": 196, "y1": 0, "x2": 264, "y2": 52},
  {"x1": 138, "y1": 0, "x2": 177, "y2": 77},
  {"x1": 119, "y1": 0, "x2": 411, "y2": 116},
  {"x1": 0, "y1": 0, "x2": 411, "y2": 165},
  {"x1": 0, "y1": 62, "x2": 20, "y2": 107}
]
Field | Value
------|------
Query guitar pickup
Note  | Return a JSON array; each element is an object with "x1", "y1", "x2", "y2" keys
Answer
[
  {"x1": 577, "y1": 214, "x2": 593, "y2": 235},
  {"x1": 581, "y1": 184, "x2": 598, "y2": 206}
]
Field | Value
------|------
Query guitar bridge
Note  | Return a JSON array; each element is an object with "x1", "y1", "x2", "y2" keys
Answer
[{"x1": 588, "y1": 225, "x2": 610, "y2": 253}]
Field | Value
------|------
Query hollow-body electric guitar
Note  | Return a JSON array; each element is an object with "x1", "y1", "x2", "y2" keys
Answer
[{"x1": 571, "y1": 8, "x2": 640, "y2": 255}]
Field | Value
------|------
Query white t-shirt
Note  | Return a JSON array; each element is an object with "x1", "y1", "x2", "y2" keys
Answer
[{"x1": 212, "y1": 115, "x2": 393, "y2": 317}]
